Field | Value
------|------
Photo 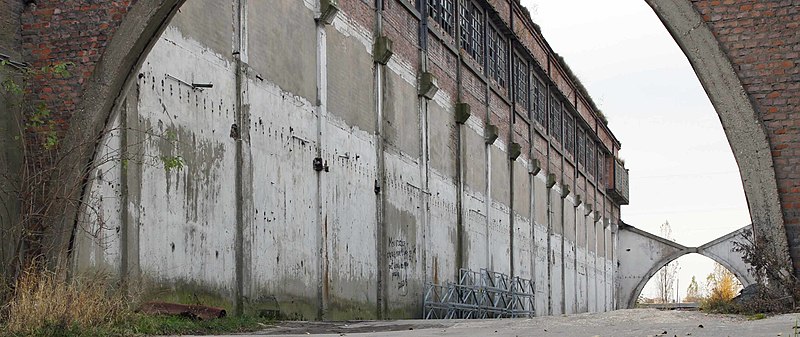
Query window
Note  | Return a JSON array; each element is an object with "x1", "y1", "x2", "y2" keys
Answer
[
  {"x1": 487, "y1": 25, "x2": 507, "y2": 88},
  {"x1": 459, "y1": 0, "x2": 483, "y2": 64},
  {"x1": 428, "y1": 0, "x2": 455, "y2": 36},
  {"x1": 577, "y1": 127, "x2": 586, "y2": 167},
  {"x1": 533, "y1": 78, "x2": 547, "y2": 126},
  {"x1": 564, "y1": 112, "x2": 575, "y2": 155},
  {"x1": 586, "y1": 140, "x2": 596, "y2": 178},
  {"x1": 597, "y1": 151, "x2": 605, "y2": 186},
  {"x1": 549, "y1": 95, "x2": 562, "y2": 143},
  {"x1": 513, "y1": 54, "x2": 528, "y2": 109}
]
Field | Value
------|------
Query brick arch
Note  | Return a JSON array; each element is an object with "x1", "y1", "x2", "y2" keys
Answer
[
  {"x1": 645, "y1": 0, "x2": 792, "y2": 272},
  {"x1": 39, "y1": 0, "x2": 186, "y2": 267}
]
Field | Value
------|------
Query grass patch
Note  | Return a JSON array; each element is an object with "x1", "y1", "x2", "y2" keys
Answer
[
  {"x1": 748, "y1": 313, "x2": 767, "y2": 320},
  {"x1": 0, "y1": 268, "x2": 273, "y2": 336},
  {"x1": 123, "y1": 314, "x2": 273, "y2": 336},
  {"x1": 1, "y1": 314, "x2": 274, "y2": 337}
]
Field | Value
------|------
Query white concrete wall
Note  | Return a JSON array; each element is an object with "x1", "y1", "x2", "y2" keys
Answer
[{"x1": 74, "y1": 0, "x2": 622, "y2": 320}]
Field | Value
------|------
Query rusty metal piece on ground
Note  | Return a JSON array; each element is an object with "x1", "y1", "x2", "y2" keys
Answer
[{"x1": 139, "y1": 301, "x2": 227, "y2": 320}]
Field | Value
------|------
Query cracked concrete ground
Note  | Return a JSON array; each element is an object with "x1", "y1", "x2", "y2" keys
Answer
[{"x1": 187, "y1": 309, "x2": 800, "y2": 337}]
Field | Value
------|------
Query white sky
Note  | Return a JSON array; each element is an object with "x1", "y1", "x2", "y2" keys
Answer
[{"x1": 520, "y1": 0, "x2": 751, "y2": 300}]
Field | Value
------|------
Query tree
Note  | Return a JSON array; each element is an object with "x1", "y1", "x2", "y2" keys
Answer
[
  {"x1": 684, "y1": 276, "x2": 703, "y2": 302},
  {"x1": 655, "y1": 221, "x2": 679, "y2": 303},
  {"x1": 706, "y1": 262, "x2": 741, "y2": 302}
]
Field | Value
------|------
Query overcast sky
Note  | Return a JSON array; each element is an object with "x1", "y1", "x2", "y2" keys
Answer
[{"x1": 520, "y1": 0, "x2": 750, "y2": 300}]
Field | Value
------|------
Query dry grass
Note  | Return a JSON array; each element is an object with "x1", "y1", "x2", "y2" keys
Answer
[{"x1": 1, "y1": 268, "x2": 132, "y2": 336}]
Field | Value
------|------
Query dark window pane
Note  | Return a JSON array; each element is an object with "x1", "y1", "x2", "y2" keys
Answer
[
  {"x1": 459, "y1": 0, "x2": 483, "y2": 64},
  {"x1": 564, "y1": 113, "x2": 575, "y2": 155},
  {"x1": 514, "y1": 54, "x2": 528, "y2": 109},
  {"x1": 428, "y1": 0, "x2": 455, "y2": 36},
  {"x1": 549, "y1": 95, "x2": 562, "y2": 143},
  {"x1": 578, "y1": 127, "x2": 586, "y2": 166},
  {"x1": 487, "y1": 26, "x2": 506, "y2": 88},
  {"x1": 533, "y1": 79, "x2": 547, "y2": 126}
]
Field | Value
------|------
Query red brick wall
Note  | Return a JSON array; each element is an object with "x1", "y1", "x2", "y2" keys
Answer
[
  {"x1": 20, "y1": 1, "x2": 135, "y2": 137},
  {"x1": 691, "y1": 0, "x2": 800, "y2": 263}
]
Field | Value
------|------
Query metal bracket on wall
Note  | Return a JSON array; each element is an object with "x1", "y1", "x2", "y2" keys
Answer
[{"x1": 313, "y1": 157, "x2": 329, "y2": 172}]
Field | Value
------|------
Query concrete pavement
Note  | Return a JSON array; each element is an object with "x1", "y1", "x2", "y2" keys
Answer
[{"x1": 185, "y1": 309, "x2": 800, "y2": 337}]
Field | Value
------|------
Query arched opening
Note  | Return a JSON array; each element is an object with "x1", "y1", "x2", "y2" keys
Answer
[
  {"x1": 49, "y1": 0, "x2": 785, "y2": 319},
  {"x1": 639, "y1": 254, "x2": 743, "y2": 306}
]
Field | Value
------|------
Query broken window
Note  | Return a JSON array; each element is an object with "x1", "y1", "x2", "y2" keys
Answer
[
  {"x1": 459, "y1": 0, "x2": 483, "y2": 65},
  {"x1": 428, "y1": 0, "x2": 455, "y2": 36},
  {"x1": 487, "y1": 25, "x2": 507, "y2": 88}
]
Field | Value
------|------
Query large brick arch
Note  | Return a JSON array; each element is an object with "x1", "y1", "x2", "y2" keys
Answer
[
  {"x1": 647, "y1": 0, "x2": 796, "y2": 272},
  {"x1": 19, "y1": 0, "x2": 186, "y2": 266},
  {"x1": 19, "y1": 0, "x2": 796, "y2": 272}
]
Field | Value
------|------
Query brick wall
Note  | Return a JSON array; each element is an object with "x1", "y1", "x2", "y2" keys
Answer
[
  {"x1": 19, "y1": 0, "x2": 135, "y2": 137},
  {"x1": 691, "y1": 0, "x2": 800, "y2": 266}
]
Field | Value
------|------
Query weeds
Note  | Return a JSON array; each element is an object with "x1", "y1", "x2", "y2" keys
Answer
[
  {"x1": 0, "y1": 268, "x2": 273, "y2": 337},
  {"x1": 0, "y1": 268, "x2": 131, "y2": 336}
]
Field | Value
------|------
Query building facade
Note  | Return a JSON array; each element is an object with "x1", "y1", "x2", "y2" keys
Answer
[{"x1": 3, "y1": 0, "x2": 630, "y2": 319}]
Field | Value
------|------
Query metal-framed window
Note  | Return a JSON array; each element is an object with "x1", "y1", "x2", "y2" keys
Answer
[
  {"x1": 587, "y1": 140, "x2": 596, "y2": 178},
  {"x1": 549, "y1": 95, "x2": 562, "y2": 143},
  {"x1": 459, "y1": 0, "x2": 483, "y2": 64},
  {"x1": 428, "y1": 0, "x2": 455, "y2": 36},
  {"x1": 487, "y1": 25, "x2": 507, "y2": 88},
  {"x1": 577, "y1": 127, "x2": 586, "y2": 167},
  {"x1": 597, "y1": 151, "x2": 605, "y2": 186},
  {"x1": 564, "y1": 112, "x2": 575, "y2": 155},
  {"x1": 513, "y1": 53, "x2": 528, "y2": 109},
  {"x1": 533, "y1": 78, "x2": 547, "y2": 126}
]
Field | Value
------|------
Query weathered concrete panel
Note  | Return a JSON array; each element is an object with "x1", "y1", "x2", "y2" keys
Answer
[
  {"x1": 327, "y1": 22, "x2": 376, "y2": 134},
  {"x1": 428, "y1": 102, "x2": 458, "y2": 178},
  {"x1": 73, "y1": 113, "x2": 124, "y2": 274},
  {"x1": 464, "y1": 189, "x2": 488, "y2": 272},
  {"x1": 171, "y1": 0, "x2": 233, "y2": 60},
  {"x1": 464, "y1": 128, "x2": 486, "y2": 192},
  {"x1": 135, "y1": 29, "x2": 239, "y2": 298},
  {"x1": 248, "y1": 0, "x2": 318, "y2": 101},
  {"x1": 384, "y1": 71, "x2": 420, "y2": 158},
  {"x1": 248, "y1": 74, "x2": 322, "y2": 319},
  {"x1": 563, "y1": 197, "x2": 577, "y2": 314},
  {"x1": 384, "y1": 151, "x2": 425, "y2": 318}
]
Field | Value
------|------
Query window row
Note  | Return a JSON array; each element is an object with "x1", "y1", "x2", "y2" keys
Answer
[{"x1": 423, "y1": 0, "x2": 608, "y2": 182}]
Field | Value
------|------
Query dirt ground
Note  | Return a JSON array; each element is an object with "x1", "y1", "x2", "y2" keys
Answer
[{"x1": 194, "y1": 309, "x2": 800, "y2": 337}]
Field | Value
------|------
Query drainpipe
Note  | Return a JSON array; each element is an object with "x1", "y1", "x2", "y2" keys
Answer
[{"x1": 374, "y1": 0, "x2": 388, "y2": 319}]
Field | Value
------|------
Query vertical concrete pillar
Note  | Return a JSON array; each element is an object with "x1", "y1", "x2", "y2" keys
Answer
[
  {"x1": 233, "y1": 0, "x2": 253, "y2": 316},
  {"x1": 314, "y1": 0, "x2": 330, "y2": 320}
]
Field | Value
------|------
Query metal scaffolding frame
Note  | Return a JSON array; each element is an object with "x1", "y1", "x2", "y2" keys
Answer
[{"x1": 423, "y1": 268, "x2": 535, "y2": 319}]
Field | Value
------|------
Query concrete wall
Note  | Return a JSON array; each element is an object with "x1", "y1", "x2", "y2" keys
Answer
[{"x1": 68, "y1": 0, "x2": 624, "y2": 319}]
